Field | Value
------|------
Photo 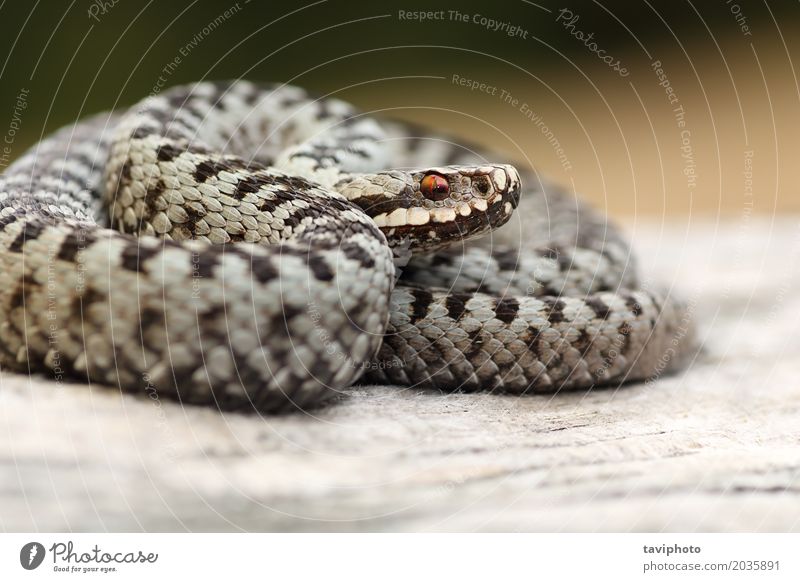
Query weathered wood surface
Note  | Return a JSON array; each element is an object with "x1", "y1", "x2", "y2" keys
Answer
[{"x1": 1, "y1": 218, "x2": 799, "y2": 532}]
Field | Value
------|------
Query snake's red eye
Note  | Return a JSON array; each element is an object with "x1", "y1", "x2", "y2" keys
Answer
[{"x1": 420, "y1": 174, "x2": 450, "y2": 200}]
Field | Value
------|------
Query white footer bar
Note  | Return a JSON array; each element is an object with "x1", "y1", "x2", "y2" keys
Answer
[{"x1": 1, "y1": 533, "x2": 797, "y2": 581}]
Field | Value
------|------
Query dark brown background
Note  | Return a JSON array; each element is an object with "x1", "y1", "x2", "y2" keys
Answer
[{"x1": 1, "y1": 0, "x2": 797, "y2": 216}]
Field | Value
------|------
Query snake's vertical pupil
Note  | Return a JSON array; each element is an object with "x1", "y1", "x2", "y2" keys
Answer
[{"x1": 420, "y1": 174, "x2": 450, "y2": 200}]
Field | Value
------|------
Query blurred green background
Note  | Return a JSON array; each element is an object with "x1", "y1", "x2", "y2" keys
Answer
[{"x1": 1, "y1": 0, "x2": 798, "y2": 216}]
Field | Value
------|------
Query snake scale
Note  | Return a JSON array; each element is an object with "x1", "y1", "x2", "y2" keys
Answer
[{"x1": 0, "y1": 81, "x2": 694, "y2": 412}]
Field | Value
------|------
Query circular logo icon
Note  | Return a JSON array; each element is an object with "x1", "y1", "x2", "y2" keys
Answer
[{"x1": 20, "y1": 542, "x2": 46, "y2": 570}]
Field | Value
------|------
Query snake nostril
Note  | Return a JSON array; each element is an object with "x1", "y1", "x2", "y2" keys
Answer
[{"x1": 474, "y1": 176, "x2": 490, "y2": 197}]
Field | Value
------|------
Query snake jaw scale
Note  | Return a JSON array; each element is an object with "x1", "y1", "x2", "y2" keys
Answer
[
  {"x1": 431, "y1": 207, "x2": 456, "y2": 223},
  {"x1": 406, "y1": 207, "x2": 430, "y2": 225}
]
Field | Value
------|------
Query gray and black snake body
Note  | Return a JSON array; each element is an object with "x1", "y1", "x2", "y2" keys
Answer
[{"x1": 0, "y1": 81, "x2": 694, "y2": 412}]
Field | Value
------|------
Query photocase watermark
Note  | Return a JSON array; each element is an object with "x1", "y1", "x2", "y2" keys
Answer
[
  {"x1": 451, "y1": 74, "x2": 572, "y2": 171},
  {"x1": 190, "y1": 248, "x2": 202, "y2": 299},
  {"x1": 725, "y1": 0, "x2": 753, "y2": 37},
  {"x1": 397, "y1": 9, "x2": 530, "y2": 39},
  {"x1": 20, "y1": 542, "x2": 46, "y2": 570},
  {"x1": 760, "y1": 221, "x2": 800, "y2": 351},
  {"x1": 45, "y1": 241, "x2": 66, "y2": 385},
  {"x1": 142, "y1": 372, "x2": 178, "y2": 461},
  {"x1": 42, "y1": 224, "x2": 89, "y2": 386},
  {"x1": 150, "y1": 2, "x2": 243, "y2": 97},
  {"x1": 591, "y1": 320, "x2": 633, "y2": 381},
  {"x1": 19, "y1": 540, "x2": 158, "y2": 573},
  {"x1": 721, "y1": 149, "x2": 755, "y2": 299},
  {"x1": 651, "y1": 60, "x2": 696, "y2": 193},
  {"x1": 306, "y1": 299, "x2": 403, "y2": 372},
  {"x1": 87, "y1": 0, "x2": 121, "y2": 22},
  {"x1": 0, "y1": 88, "x2": 29, "y2": 171},
  {"x1": 555, "y1": 8, "x2": 629, "y2": 77},
  {"x1": 40, "y1": 540, "x2": 156, "y2": 574},
  {"x1": 645, "y1": 295, "x2": 698, "y2": 386}
]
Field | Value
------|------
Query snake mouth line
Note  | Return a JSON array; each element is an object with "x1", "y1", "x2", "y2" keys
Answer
[
  {"x1": 371, "y1": 193, "x2": 512, "y2": 229},
  {"x1": 377, "y1": 196, "x2": 514, "y2": 243}
]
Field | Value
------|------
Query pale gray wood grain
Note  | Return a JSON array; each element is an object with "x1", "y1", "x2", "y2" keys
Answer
[{"x1": 1, "y1": 218, "x2": 799, "y2": 532}]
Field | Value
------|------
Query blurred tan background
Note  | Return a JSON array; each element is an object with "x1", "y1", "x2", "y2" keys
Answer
[{"x1": 1, "y1": 0, "x2": 798, "y2": 217}]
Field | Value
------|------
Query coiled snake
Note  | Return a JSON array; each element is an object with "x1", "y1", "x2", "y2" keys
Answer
[{"x1": 0, "y1": 81, "x2": 693, "y2": 412}]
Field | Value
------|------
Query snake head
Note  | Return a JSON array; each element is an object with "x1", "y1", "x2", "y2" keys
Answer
[{"x1": 339, "y1": 164, "x2": 520, "y2": 253}]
